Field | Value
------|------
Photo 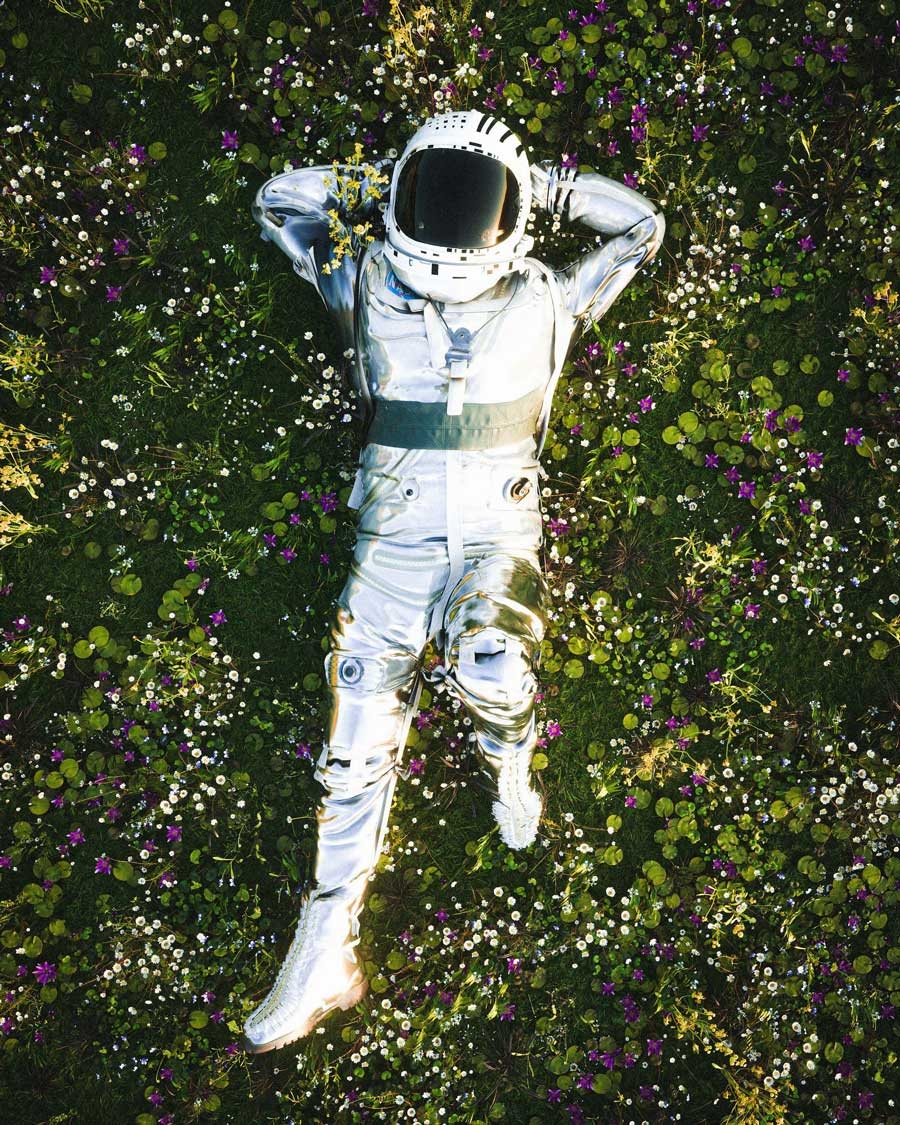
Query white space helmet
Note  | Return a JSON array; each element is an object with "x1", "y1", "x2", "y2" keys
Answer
[{"x1": 383, "y1": 111, "x2": 533, "y2": 303}]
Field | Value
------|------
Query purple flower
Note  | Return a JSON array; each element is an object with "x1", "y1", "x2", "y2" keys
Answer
[
  {"x1": 844, "y1": 427, "x2": 863, "y2": 446},
  {"x1": 692, "y1": 124, "x2": 709, "y2": 142},
  {"x1": 561, "y1": 152, "x2": 578, "y2": 169},
  {"x1": 738, "y1": 480, "x2": 756, "y2": 499},
  {"x1": 805, "y1": 451, "x2": 824, "y2": 469},
  {"x1": 95, "y1": 856, "x2": 112, "y2": 874},
  {"x1": 209, "y1": 609, "x2": 228, "y2": 625},
  {"x1": 166, "y1": 825, "x2": 182, "y2": 843},
  {"x1": 745, "y1": 604, "x2": 760, "y2": 619},
  {"x1": 639, "y1": 395, "x2": 654, "y2": 412},
  {"x1": 705, "y1": 453, "x2": 719, "y2": 468},
  {"x1": 707, "y1": 668, "x2": 722, "y2": 683},
  {"x1": 836, "y1": 367, "x2": 849, "y2": 382},
  {"x1": 625, "y1": 795, "x2": 636, "y2": 807},
  {"x1": 221, "y1": 131, "x2": 239, "y2": 151},
  {"x1": 641, "y1": 694, "x2": 653, "y2": 708},
  {"x1": 128, "y1": 144, "x2": 148, "y2": 165},
  {"x1": 113, "y1": 237, "x2": 130, "y2": 256},
  {"x1": 546, "y1": 720, "x2": 562, "y2": 738},
  {"x1": 40, "y1": 266, "x2": 57, "y2": 284},
  {"x1": 33, "y1": 962, "x2": 57, "y2": 986},
  {"x1": 499, "y1": 1003, "x2": 516, "y2": 1021},
  {"x1": 724, "y1": 466, "x2": 741, "y2": 484},
  {"x1": 106, "y1": 285, "x2": 123, "y2": 302},
  {"x1": 798, "y1": 235, "x2": 816, "y2": 252}
]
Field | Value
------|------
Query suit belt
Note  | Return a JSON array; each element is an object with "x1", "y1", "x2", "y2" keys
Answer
[{"x1": 364, "y1": 385, "x2": 546, "y2": 451}]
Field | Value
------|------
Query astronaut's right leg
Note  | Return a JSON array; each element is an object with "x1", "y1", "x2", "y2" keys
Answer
[{"x1": 242, "y1": 541, "x2": 441, "y2": 1054}]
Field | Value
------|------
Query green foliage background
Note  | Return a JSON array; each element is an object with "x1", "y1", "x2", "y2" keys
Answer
[{"x1": 1, "y1": 1, "x2": 898, "y2": 1123}]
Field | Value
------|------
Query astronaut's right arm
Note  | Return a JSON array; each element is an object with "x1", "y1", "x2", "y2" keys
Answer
[{"x1": 252, "y1": 161, "x2": 391, "y2": 297}]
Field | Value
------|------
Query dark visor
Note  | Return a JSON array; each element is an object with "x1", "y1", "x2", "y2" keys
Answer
[{"x1": 394, "y1": 149, "x2": 520, "y2": 250}]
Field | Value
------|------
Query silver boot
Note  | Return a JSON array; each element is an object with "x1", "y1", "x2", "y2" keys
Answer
[
  {"x1": 479, "y1": 739, "x2": 543, "y2": 850},
  {"x1": 241, "y1": 882, "x2": 369, "y2": 1053}
]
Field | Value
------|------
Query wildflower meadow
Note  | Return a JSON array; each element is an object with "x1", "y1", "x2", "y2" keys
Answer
[{"x1": 1, "y1": 1, "x2": 898, "y2": 1122}]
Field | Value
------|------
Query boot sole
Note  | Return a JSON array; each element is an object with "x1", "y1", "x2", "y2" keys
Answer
[{"x1": 242, "y1": 976, "x2": 369, "y2": 1055}]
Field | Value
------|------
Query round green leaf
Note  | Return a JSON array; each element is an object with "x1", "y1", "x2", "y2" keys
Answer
[
  {"x1": 88, "y1": 626, "x2": 110, "y2": 648},
  {"x1": 23, "y1": 935, "x2": 43, "y2": 957}
]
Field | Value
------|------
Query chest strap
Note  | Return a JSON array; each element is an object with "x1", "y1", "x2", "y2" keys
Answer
[{"x1": 365, "y1": 385, "x2": 546, "y2": 451}]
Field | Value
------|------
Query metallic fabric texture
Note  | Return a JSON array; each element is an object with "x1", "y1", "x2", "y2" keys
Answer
[{"x1": 243, "y1": 121, "x2": 664, "y2": 1050}]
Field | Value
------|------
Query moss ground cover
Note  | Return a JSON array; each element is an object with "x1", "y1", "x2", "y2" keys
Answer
[{"x1": 1, "y1": 1, "x2": 898, "y2": 1122}]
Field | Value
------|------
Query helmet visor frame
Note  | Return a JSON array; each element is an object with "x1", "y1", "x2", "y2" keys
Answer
[{"x1": 393, "y1": 148, "x2": 521, "y2": 251}]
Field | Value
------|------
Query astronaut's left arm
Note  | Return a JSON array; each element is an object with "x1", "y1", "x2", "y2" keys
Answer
[{"x1": 531, "y1": 161, "x2": 665, "y2": 323}]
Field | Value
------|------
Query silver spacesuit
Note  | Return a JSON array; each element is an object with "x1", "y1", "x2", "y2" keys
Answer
[{"x1": 242, "y1": 111, "x2": 664, "y2": 1053}]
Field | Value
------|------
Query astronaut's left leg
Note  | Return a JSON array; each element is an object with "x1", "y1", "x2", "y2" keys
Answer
[{"x1": 440, "y1": 553, "x2": 549, "y2": 849}]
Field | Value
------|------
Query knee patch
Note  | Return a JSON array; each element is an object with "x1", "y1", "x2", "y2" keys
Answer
[{"x1": 455, "y1": 626, "x2": 537, "y2": 706}]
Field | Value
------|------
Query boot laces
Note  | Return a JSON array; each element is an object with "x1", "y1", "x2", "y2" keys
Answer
[{"x1": 249, "y1": 893, "x2": 356, "y2": 1025}]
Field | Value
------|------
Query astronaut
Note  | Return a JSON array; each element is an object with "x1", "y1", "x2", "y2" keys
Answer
[{"x1": 242, "y1": 111, "x2": 664, "y2": 1053}]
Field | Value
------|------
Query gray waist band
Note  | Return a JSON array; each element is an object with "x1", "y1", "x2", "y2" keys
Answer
[{"x1": 365, "y1": 385, "x2": 546, "y2": 451}]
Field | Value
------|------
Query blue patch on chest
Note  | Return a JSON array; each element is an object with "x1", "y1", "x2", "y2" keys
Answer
[{"x1": 385, "y1": 268, "x2": 419, "y2": 301}]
